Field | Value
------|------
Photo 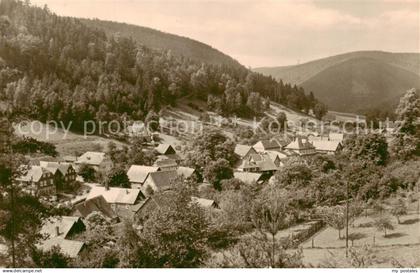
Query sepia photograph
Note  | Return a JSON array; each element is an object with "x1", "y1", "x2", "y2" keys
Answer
[{"x1": 0, "y1": 0, "x2": 419, "y2": 271}]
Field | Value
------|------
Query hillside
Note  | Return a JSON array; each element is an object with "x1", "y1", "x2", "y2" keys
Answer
[
  {"x1": 0, "y1": 0, "x2": 322, "y2": 132},
  {"x1": 254, "y1": 51, "x2": 420, "y2": 113},
  {"x1": 81, "y1": 18, "x2": 243, "y2": 68}
]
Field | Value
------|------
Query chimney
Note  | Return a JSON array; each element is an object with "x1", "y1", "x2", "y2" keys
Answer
[
  {"x1": 55, "y1": 226, "x2": 60, "y2": 236},
  {"x1": 105, "y1": 180, "x2": 110, "y2": 191}
]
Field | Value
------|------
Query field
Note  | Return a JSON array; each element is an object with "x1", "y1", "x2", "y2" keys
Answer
[
  {"x1": 13, "y1": 121, "x2": 127, "y2": 156},
  {"x1": 300, "y1": 212, "x2": 420, "y2": 267}
]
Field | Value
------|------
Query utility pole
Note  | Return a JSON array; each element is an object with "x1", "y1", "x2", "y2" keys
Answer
[{"x1": 345, "y1": 178, "x2": 349, "y2": 258}]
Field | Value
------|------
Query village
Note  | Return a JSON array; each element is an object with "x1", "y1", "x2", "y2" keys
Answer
[
  {"x1": 0, "y1": 0, "x2": 419, "y2": 269},
  {"x1": 12, "y1": 115, "x2": 349, "y2": 259}
]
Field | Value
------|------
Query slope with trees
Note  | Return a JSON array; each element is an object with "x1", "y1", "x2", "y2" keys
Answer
[{"x1": 0, "y1": 0, "x2": 324, "y2": 133}]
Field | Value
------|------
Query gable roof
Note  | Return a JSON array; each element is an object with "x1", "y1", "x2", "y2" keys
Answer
[
  {"x1": 234, "y1": 144, "x2": 255, "y2": 158},
  {"x1": 285, "y1": 137, "x2": 315, "y2": 150},
  {"x1": 74, "y1": 195, "x2": 117, "y2": 219},
  {"x1": 265, "y1": 150, "x2": 288, "y2": 160},
  {"x1": 240, "y1": 153, "x2": 278, "y2": 172},
  {"x1": 38, "y1": 216, "x2": 85, "y2": 258},
  {"x1": 234, "y1": 172, "x2": 264, "y2": 184},
  {"x1": 133, "y1": 192, "x2": 175, "y2": 217},
  {"x1": 155, "y1": 144, "x2": 175, "y2": 155},
  {"x1": 75, "y1": 152, "x2": 107, "y2": 166},
  {"x1": 86, "y1": 186, "x2": 141, "y2": 205},
  {"x1": 271, "y1": 137, "x2": 292, "y2": 148},
  {"x1": 18, "y1": 165, "x2": 52, "y2": 182},
  {"x1": 311, "y1": 140, "x2": 341, "y2": 152},
  {"x1": 190, "y1": 197, "x2": 219, "y2": 209},
  {"x1": 253, "y1": 139, "x2": 280, "y2": 151},
  {"x1": 146, "y1": 170, "x2": 178, "y2": 190},
  {"x1": 176, "y1": 166, "x2": 195, "y2": 178},
  {"x1": 153, "y1": 158, "x2": 178, "y2": 168},
  {"x1": 40, "y1": 216, "x2": 82, "y2": 239},
  {"x1": 39, "y1": 237, "x2": 84, "y2": 258},
  {"x1": 39, "y1": 161, "x2": 73, "y2": 175},
  {"x1": 127, "y1": 165, "x2": 160, "y2": 184}
]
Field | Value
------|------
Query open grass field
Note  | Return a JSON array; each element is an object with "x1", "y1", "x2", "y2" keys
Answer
[
  {"x1": 301, "y1": 212, "x2": 420, "y2": 267},
  {"x1": 13, "y1": 121, "x2": 127, "y2": 156}
]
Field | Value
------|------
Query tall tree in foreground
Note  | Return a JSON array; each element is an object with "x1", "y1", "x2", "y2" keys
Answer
[
  {"x1": 0, "y1": 119, "x2": 48, "y2": 267},
  {"x1": 135, "y1": 184, "x2": 209, "y2": 267},
  {"x1": 391, "y1": 88, "x2": 420, "y2": 160}
]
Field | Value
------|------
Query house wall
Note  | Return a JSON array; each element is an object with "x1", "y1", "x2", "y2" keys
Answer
[{"x1": 37, "y1": 173, "x2": 56, "y2": 196}]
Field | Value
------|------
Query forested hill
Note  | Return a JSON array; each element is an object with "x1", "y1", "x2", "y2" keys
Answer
[
  {"x1": 254, "y1": 51, "x2": 420, "y2": 114},
  {"x1": 0, "y1": 0, "x2": 324, "y2": 131},
  {"x1": 80, "y1": 18, "x2": 243, "y2": 69}
]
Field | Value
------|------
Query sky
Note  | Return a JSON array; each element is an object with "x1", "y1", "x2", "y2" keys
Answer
[{"x1": 30, "y1": 0, "x2": 420, "y2": 68}]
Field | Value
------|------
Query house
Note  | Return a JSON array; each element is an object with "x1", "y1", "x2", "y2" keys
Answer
[
  {"x1": 234, "y1": 171, "x2": 264, "y2": 185},
  {"x1": 86, "y1": 185, "x2": 143, "y2": 218},
  {"x1": 176, "y1": 166, "x2": 197, "y2": 179},
  {"x1": 238, "y1": 153, "x2": 278, "y2": 174},
  {"x1": 190, "y1": 197, "x2": 220, "y2": 209},
  {"x1": 142, "y1": 170, "x2": 178, "y2": 195},
  {"x1": 253, "y1": 139, "x2": 281, "y2": 152},
  {"x1": 234, "y1": 144, "x2": 258, "y2": 159},
  {"x1": 39, "y1": 161, "x2": 77, "y2": 190},
  {"x1": 271, "y1": 136, "x2": 293, "y2": 150},
  {"x1": 127, "y1": 165, "x2": 160, "y2": 189},
  {"x1": 38, "y1": 216, "x2": 85, "y2": 258},
  {"x1": 285, "y1": 136, "x2": 317, "y2": 156},
  {"x1": 75, "y1": 152, "x2": 113, "y2": 173},
  {"x1": 133, "y1": 193, "x2": 173, "y2": 223},
  {"x1": 153, "y1": 158, "x2": 178, "y2": 171},
  {"x1": 311, "y1": 140, "x2": 342, "y2": 155},
  {"x1": 155, "y1": 144, "x2": 176, "y2": 155},
  {"x1": 73, "y1": 195, "x2": 117, "y2": 220},
  {"x1": 17, "y1": 166, "x2": 56, "y2": 197},
  {"x1": 265, "y1": 150, "x2": 288, "y2": 167}
]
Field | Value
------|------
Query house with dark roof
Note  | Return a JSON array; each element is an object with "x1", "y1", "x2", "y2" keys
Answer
[
  {"x1": 39, "y1": 161, "x2": 77, "y2": 191},
  {"x1": 253, "y1": 139, "x2": 281, "y2": 152},
  {"x1": 176, "y1": 166, "x2": 197, "y2": 179},
  {"x1": 17, "y1": 165, "x2": 56, "y2": 197},
  {"x1": 234, "y1": 144, "x2": 258, "y2": 159},
  {"x1": 190, "y1": 197, "x2": 220, "y2": 209},
  {"x1": 142, "y1": 170, "x2": 178, "y2": 195},
  {"x1": 127, "y1": 165, "x2": 160, "y2": 189},
  {"x1": 38, "y1": 216, "x2": 85, "y2": 258},
  {"x1": 73, "y1": 195, "x2": 117, "y2": 220},
  {"x1": 253, "y1": 137, "x2": 292, "y2": 153},
  {"x1": 155, "y1": 144, "x2": 176, "y2": 155},
  {"x1": 133, "y1": 192, "x2": 174, "y2": 223}
]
